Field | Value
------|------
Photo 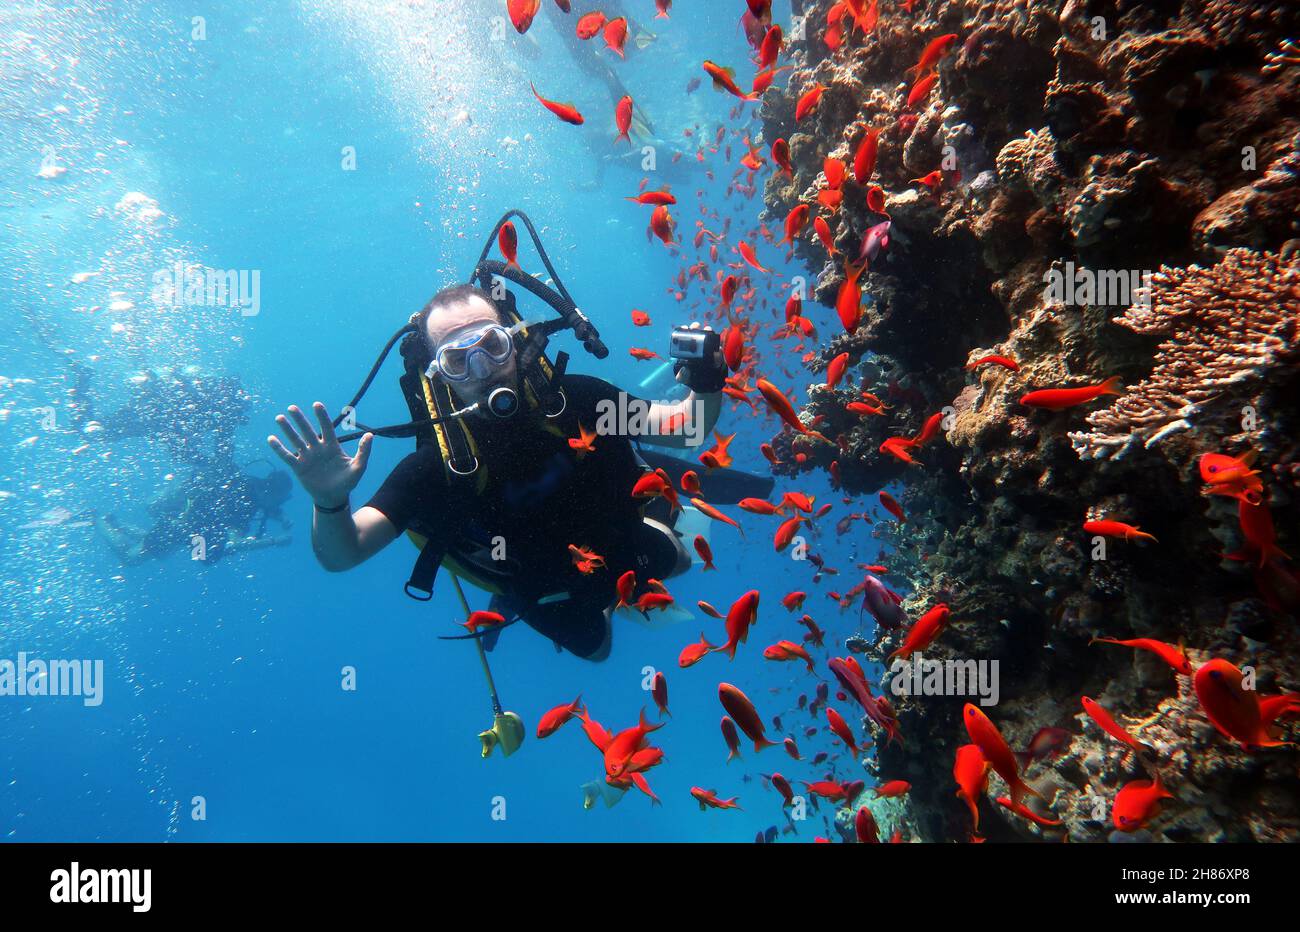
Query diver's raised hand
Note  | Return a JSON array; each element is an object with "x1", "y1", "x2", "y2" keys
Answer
[{"x1": 267, "y1": 402, "x2": 372, "y2": 510}]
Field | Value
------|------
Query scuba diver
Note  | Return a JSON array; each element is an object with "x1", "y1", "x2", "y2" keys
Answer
[
  {"x1": 96, "y1": 460, "x2": 293, "y2": 566},
  {"x1": 267, "y1": 212, "x2": 771, "y2": 661}
]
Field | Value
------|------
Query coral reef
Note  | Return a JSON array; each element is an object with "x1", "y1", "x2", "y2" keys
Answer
[{"x1": 763, "y1": 0, "x2": 1300, "y2": 841}]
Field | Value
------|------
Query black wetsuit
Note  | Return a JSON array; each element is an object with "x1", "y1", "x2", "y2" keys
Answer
[{"x1": 367, "y1": 374, "x2": 677, "y2": 657}]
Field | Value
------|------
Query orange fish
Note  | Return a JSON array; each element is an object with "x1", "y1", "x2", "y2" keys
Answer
[
  {"x1": 1237, "y1": 498, "x2": 1289, "y2": 567},
  {"x1": 1112, "y1": 777, "x2": 1174, "y2": 833},
  {"x1": 781, "y1": 590, "x2": 806, "y2": 611},
  {"x1": 953, "y1": 743, "x2": 990, "y2": 837},
  {"x1": 531, "y1": 83, "x2": 584, "y2": 125},
  {"x1": 1091, "y1": 637, "x2": 1192, "y2": 675},
  {"x1": 996, "y1": 797, "x2": 1063, "y2": 828},
  {"x1": 722, "y1": 326, "x2": 745, "y2": 372},
  {"x1": 888, "y1": 603, "x2": 951, "y2": 662},
  {"x1": 536, "y1": 694, "x2": 584, "y2": 739},
  {"x1": 602, "y1": 17, "x2": 628, "y2": 57},
  {"x1": 1082, "y1": 519, "x2": 1157, "y2": 543},
  {"x1": 604, "y1": 708, "x2": 664, "y2": 780},
  {"x1": 1194, "y1": 658, "x2": 1289, "y2": 749},
  {"x1": 693, "y1": 535, "x2": 716, "y2": 571},
  {"x1": 1020, "y1": 376, "x2": 1122, "y2": 410},
  {"x1": 498, "y1": 220, "x2": 521, "y2": 271},
  {"x1": 700, "y1": 430, "x2": 736, "y2": 470},
  {"x1": 905, "y1": 72, "x2": 938, "y2": 109},
  {"x1": 679, "y1": 632, "x2": 717, "y2": 668},
  {"x1": 880, "y1": 435, "x2": 920, "y2": 465},
  {"x1": 826, "y1": 706, "x2": 861, "y2": 753},
  {"x1": 629, "y1": 347, "x2": 660, "y2": 361},
  {"x1": 626, "y1": 189, "x2": 676, "y2": 206},
  {"x1": 771, "y1": 138, "x2": 793, "y2": 176},
  {"x1": 910, "y1": 170, "x2": 943, "y2": 192},
  {"x1": 878, "y1": 490, "x2": 905, "y2": 522},
  {"x1": 568, "y1": 543, "x2": 605, "y2": 575},
  {"x1": 875, "y1": 780, "x2": 911, "y2": 798},
  {"x1": 751, "y1": 64, "x2": 792, "y2": 96},
  {"x1": 614, "y1": 95, "x2": 633, "y2": 144},
  {"x1": 737, "y1": 239, "x2": 770, "y2": 272},
  {"x1": 853, "y1": 126, "x2": 879, "y2": 184},
  {"x1": 680, "y1": 470, "x2": 701, "y2": 495},
  {"x1": 963, "y1": 704, "x2": 1039, "y2": 807},
  {"x1": 649, "y1": 204, "x2": 676, "y2": 245},
  {"x1": 697, "y1": 600, "x2": 724, "y2": 620},
  {"x1": 690, "y1": 497, "x2": 744, "y2": 536},
  {"x1": 691, "y1": 787, "x2": 742, "y2": 811},
  {"x1": 630, "y1": 308, "x2": 651, "y2": 326},
  {"x1": 967, "y1": 354, "x2": 1019, "y2": 372},
  {"x1": 795, "y1": 84, "x2": 827, "y2": 121},
  {"x1": 909, "y1": 33, "x2": 959, "y2": 75},
  {"x1": 865, "y1": 184, "x2": 887, "y2": 214},
  {"x1": 1081, "y1": 696, "x2": 1151, "y2": 759},
  {"x1": 814, "y1": 216, "x2": 837, "y2": 255},
  {"x1": 614, "y1": 569, "x2": 636, "y2": 609},
  {"x1": 826, "y1": 351, "x2": 849, "y2": 388},
  {"x1": 763, "y1": 639, "x2": 815, "y2": 672},
  {"x1": 715, "y1": 590, "x2": 760, "y2": 660},
  {"x1": 703, "y1": 60, "x2": 758, "y2": 101},
  {"x1": 575, "y1": 11, "x2": 606, "y2": 39},
  {"x1": 774, "y1": 514, "x2": 804, "y2": 551},
  {"x1": 780, "y1": 204, "x2": 810, "y2": 246},
  {"x1": 823, "y1": 157, "x2": 847, "y2": 190},
  {"x1": 738, "y1": 498, "x2": 784, "y2": 516},
  {"x1": 568, "y1": 422, "x2": 597, "y2": 459},
  {"x1": 836, "y1": 261, "x2": 864, "y2": 332},
  {"x1": 462, "y1": 610, "x2": 506, "y2": 633},
  {"x1": 758, "y1": 24, "x2": 783, "y2": 69},
  {"x1": 506, "y1": 0, "x2": 541, "y2": 34},
  {"x1": 719, "y1": 682, "x2": 778, "y2": 751}
]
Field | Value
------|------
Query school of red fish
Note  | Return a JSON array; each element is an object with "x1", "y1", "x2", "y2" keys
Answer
[{"x1": 501, "y1": 0, "x2": 1297, "y2": 842}]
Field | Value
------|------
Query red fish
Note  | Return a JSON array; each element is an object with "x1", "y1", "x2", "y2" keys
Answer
[
  {"x1": 603, "y1": 708, "x2": 664, "y2": 780},
  {"x1": 626, "y1": 189, "x2": 676, "y2": 206},
  {"x1": 678, "y1": 632, "x2": 715, "y2": 668},
  {"x1": 531, "y1": 83, "x2": 584, "y2": 125},
  {"x1": 875, "y1": 780, "x2": 910, "y2": 798},
  {"x1": 1194, "y1": 658, "x2": 1289, "y2": 749},
  {"x1": 497, "y1": 221, "x2": 521, "y2": 271},
  {"x1": 649, "y1": 204, "x2": 676, "y2": 245},
  {"x1": 771, "y1": 138, "x2": 793, "y2": 176},
  {"x1": 855, "y1": 806, "x2": 880, "y2": 843},
  {"x1": 1021, "y1": 377, "x2": 1122, "y2": 410},
  {"x1": 1113, "y1": 777, "x2": 1174, "y2": 833},
  {"x1": 715, "y1": 590, "x2": 760, "y2": 660},
  {"x1": 905, "y1": 72, "x2": 938, "y2": 109},
  {"x1": 737, "y1": 239, "x2": 770, "y2": 272},
  {"x1": 693, "y1": 535, "x2": 715, "y2": 571},
  {"x1": 963, "y1": 704, "x2": 1039, "y2": 807},
  {"x1": 1236, "y1": 498, "x2": 1289, "y2": 567},
  {"x1": 614, "y1": 95, "x2": 633, "y2": 144},
  {"x1": 878, "y1": 490, "x2": 905, "y2": 523},
  {"x1": 997, "y1": 797, "x2": 1063, "y2": 828},
  {"x1": 756, "y1": 379, "x2": 829, "y2": 443},
  {"x1": 853, "y1": 126, "x2": 879, "y2": 184},
  {"x1": 826, "y1": 352, "x2": 849, "y2": 389},
  {"x1": 691, "y1": 787, "x2": 742, "y2": 811},
  {"x1": 575, "y1": 11, "x2": 606, "y2": 39},
  {"x1": 1083, "y1": 519, "x2": 1157, "y2": 543},
  {"x1": 691, "y1": 497, "x2": 744, "y2": 536},
  {"x1": 888, "y1": 603, "x2": 951, "y2": 662},
  {"x1": 773, "y1": 514, "x2": 804, "y2": 551},
  {"x1": 779, "y1": 204, "x2": 810, "y2": 246},
  {"x1": 953, "y1": 743, "x2": 990, "y2": 837},
  {"x1": 967, "y1": 354, "x2": 1019, "y2": 372},
  {"x1": 720, "y1": 716, "x2": 743, "y2": 762},
  {"x1": 814, "y1": 215, "x2": 837, "y2": 255},
  {"x1": 697, "y1": 600, "x2": 724, "y2": 620},
  {"x1": 507, "y1": 0, "x2": 541, "y2": 34},
  {"x1": 603, "y1": 17, "x2": 629, "y2": 57},
  {"x1": 567, "y1": 422, "x2": 597, "y2": 459},
  {"x1": 865, "y1": 184, "x2": 886, "y2": 214},
  {"x1": 781, "y1": 590, "x2": 806, "y2": 611},
  {"x1": 738, "y1": 498, "x2": 784, "y2": 516},
  {"x1": 614, "y1": 569, "x2": 636, "y2": 609},
  {"x1": 836, "y1": 261, "x2": 864, "y2": 333},
  {"x1": 758, "y1": 24, "x2": 783, "y2": 69},
  {"x1": 703, "y1": 61, "x2": 758, "y2": 101},
  {"x1": 1199, "y1": 451, "x2": 1262, "y2": 505},
  {"x1": 536, "y1": 694, "x2": 584, "y2": 738},
  {"x1": 763, "y1": 640, "x2": 815, "y2": 672},
  {"x1": 651, "y1": 672, "x2": 670, "y2": 718},
  {"x1": 795, "y1": 84, "x2": 827, "y2": 121},
  {"x1": 462, "y1": 610, "x2": 506, "y2": 633},
  {"x1": 719, "y1": 682, "x2": 778, "y2": 751},
  {"x1": 1091, "y1": 637, "x2": 1192, "y2": 675},
  {"x1": 909, "y1": 33, "x2": 959, "y2": 75},
  {"x1": 679, "y1": 470, "x2": 701, "y2": 495},
  {"x1": 1081, "y1": 696, "x2": 1151, "y2": 759},
  {"x1": 826, "y1": 706, "x2": 862, "y2": 754}
]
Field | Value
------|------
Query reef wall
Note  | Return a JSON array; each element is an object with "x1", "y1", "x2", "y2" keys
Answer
[{"x1": 763, "y1": 0, "x2": 1300, "y2": 841}]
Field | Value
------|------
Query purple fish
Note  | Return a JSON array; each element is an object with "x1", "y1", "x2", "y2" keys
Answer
[
  {"x1": 861, "y1": 574, "x2": 907, "y2": 629},
  {"x1": 856, "y1": 220, "x2": 891, "y2": 267}
]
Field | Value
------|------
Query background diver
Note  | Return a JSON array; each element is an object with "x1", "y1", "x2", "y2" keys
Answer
[
  {"x1": 96, "y1": 459, "x2": 294, "y2": 566},
  {"x1": 268, "y1": 280, "x2": 761, "y2": 661}
]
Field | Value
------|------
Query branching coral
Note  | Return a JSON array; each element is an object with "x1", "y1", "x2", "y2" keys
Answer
[{"x1": 1069, "y1": 249, "x2": 1300, "y2": 460}]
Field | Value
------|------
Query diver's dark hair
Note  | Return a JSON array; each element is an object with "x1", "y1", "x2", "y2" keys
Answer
[{"x1": 415, "y1": 284, "x2": 498, "y2": 345}]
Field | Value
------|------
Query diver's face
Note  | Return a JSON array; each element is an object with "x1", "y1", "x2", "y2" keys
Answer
[{"x1": 425, "y1": 295, "x2": 517, "y2": 410}]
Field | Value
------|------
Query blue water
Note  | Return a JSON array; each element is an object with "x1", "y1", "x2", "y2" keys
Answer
[{"x1": 0, "y1": 0, "x2": 888, "y2": 841}]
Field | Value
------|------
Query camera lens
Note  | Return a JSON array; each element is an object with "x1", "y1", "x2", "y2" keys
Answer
[{"x1": 487, "y1": 387, "x2": 519, "y2": 418}]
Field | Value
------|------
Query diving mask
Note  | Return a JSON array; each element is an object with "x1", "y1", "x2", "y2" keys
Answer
[{"x1": 427, "y1": 322, "x2": 521, "y2": 383}]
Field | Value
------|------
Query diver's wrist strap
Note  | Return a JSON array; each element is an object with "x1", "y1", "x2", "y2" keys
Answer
[{"x1": 314, "y1": 496, "x2": 350, "y2": 514}]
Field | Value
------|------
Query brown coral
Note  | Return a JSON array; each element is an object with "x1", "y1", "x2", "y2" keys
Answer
[{"x1": 1070, "y1": 249, "x2": 1300, "y2": 460}]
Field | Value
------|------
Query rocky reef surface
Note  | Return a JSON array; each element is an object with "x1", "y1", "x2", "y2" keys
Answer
[{"x1": 763, "y1": 0, "x2": 1300, "y2": 841}]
